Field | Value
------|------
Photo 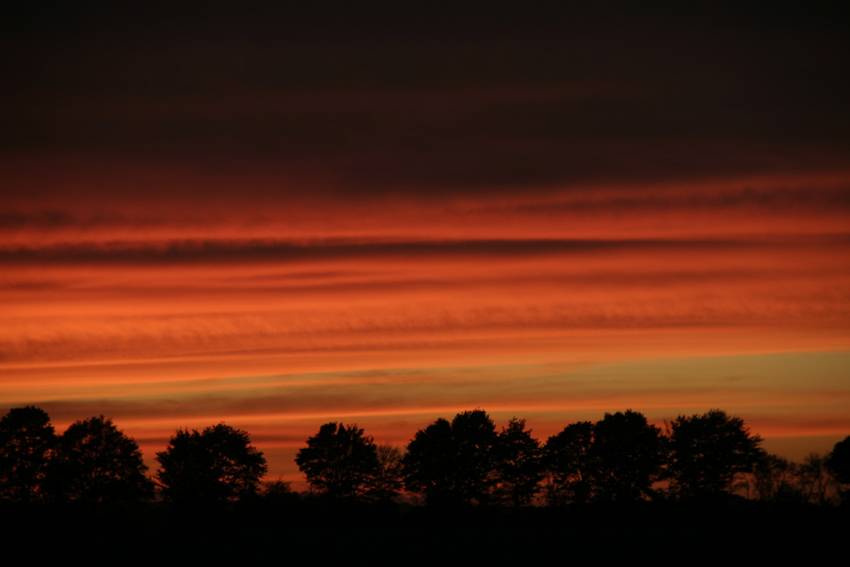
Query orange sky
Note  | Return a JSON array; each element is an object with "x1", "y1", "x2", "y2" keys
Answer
[
  {"x1": 2, "y1": 4, "x2": 849, "y2": 487},
  {"x1": 3, "y1": 160, "x2": 849, "y2": 483}
]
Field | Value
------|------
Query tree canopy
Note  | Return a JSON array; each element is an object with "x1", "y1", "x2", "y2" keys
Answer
[
  {"x1": 592, "y1": 410, "x2": 665, "y2": 502},
  {"x1": 0, "y1": 406, "x2": 56, "y2": 502},
  {"x1": 295, "y1": 422, "x2": 380, "y2": 500},
  {"x1": 544, "y1": 421, "x2": 595, "y2": 505},
  {"x1": 494, "y1": 417, "x2": 543, "y2": 506},
  {"x1": 51, "y1": 415, "x2": 154, "y2": 503},
  {"x1": 826, "y1": 436, "x2": 850, "y2": 488},
  {"x1": 403, "y1": 409, "x2": 498, "y2": 506},
  {"x1": 666, "y1": 409, "x2": 764, "y2": 499},
  {"x1": 544, "y1": 411, "x2": 665, "y2": 504},
  {"x1": 402, "y1": 417, "x2": 456, "y2": 505},
  {"x1": 156, "y1": 423, "x2": 267, "y2": 503}
]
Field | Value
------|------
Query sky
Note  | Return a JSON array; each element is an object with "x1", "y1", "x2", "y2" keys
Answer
[{"x1": 2, "y1": 2, "x2": 849, "y2": 486}]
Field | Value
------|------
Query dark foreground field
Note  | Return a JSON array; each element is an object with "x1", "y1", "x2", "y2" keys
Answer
[{"x1": 2, "y1": 499, "x2": 846, "y2": 563}]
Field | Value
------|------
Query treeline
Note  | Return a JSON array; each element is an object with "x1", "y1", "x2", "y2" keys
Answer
[
  {"x1": 1, "y1": 406, "x2": 849, "y2": 507},
  {"x1": 297, "y1": 409, "x2": 850, "y2": 507}
]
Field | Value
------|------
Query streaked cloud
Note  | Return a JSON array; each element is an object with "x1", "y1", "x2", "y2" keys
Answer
[{"x1": 2, "y1": 4, "x2": 848, "y2": 483}]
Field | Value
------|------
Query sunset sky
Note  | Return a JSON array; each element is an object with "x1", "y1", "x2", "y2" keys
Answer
[{"x1": 2, "y1": 3, "x2": 849, "y2": 486}]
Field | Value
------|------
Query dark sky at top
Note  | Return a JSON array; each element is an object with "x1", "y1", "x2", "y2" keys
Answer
[{"x1": 3, "y1": 1, "x2": 849, "y2": 200}]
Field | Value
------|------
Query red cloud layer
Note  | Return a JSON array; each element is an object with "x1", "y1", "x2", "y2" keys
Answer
[{"x1": 2, "y1": 165, "x2": 849, "y2": 481}]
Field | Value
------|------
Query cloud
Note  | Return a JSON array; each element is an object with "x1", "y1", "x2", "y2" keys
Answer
[
  {"x1": 7, "y1": 230, "x2": 850, "y2": 267},
  {"x1": 0, "y1": 237, "x2": 748, "y2": 265},
  {"x1": 3, "y1": 157, "x2": 849, "y2": 252},
  {"x1": 3, "y1": 2, "x2": 848, "y2": 190},
  {"x1": 2, "y1": 4, "x2": 849, "y2": 479}
]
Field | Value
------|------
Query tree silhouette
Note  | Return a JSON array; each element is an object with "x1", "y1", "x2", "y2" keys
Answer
[
  {"x1": 494, "y1": 417, "x2": 543, "y2": 506},
  {"x1": 295, "y1": 422, "x2": 380, "y2": 500},
  {"x1": 370, "y1": 444, "x2": 405, "y2": 502},
  {"x1": 752, "y1": 453, "x2": 801, "y2": 502},
  {"x1": 544, "y1": 411, "x2": 664, "y2": 504},
  {"x1": 403, "y1": 409, "x2": 498, "y2": 506},
  {"x1": 451, "y1": 410, "x2": 499, "y2": 505},
  {"x1": 51, "y1": 415, "x2": 154, "y2": 503},
  {"x1": 260, "y1": 478, "x2": 299, "y2": 505},
  {"x1": 826, "y1": 436, "x2": 850, "y2": 485},
  {"x1": 591, "y1": 410, "x2": 665, "y2": 502},
  {"x1": 827, "y1": 435, "x2": 850, "y2": 504},
  {"x1": 0, "y1": 406, "x2": 56, "y2": 502},
  {"x1": 544, "y1": 421, "x2": 595, "y2": 505},
  {"x1": 666, "y1": 409, "x2": 764, "y2": 499},
  {"x1": 402, "y1": 417, "x2": 456, "y2": 505},
  {"x1": 795, "y1": 452, "x2": 837, "y2": 506},
  {"x1": 156, "y1": 423, "x2": 267, "y2": 503}
]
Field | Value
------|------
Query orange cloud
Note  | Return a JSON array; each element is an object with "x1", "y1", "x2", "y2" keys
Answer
[{"x1": 3, "y1": 164, "x2": 849, "y2": 482}]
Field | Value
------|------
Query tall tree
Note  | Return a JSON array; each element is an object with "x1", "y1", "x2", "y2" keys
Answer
[
  {"x1": 494, "y1": 417, "x2": 543, "y2": 506},
  {"x1": 544, "y1": 421, "x2": 595, "y2": 505},
  {"x1": 402, "y1": 417, "x2": 456, "y2": 505},
  {"x1": 0, "y1": 406, "x2": 56, "y2": 502},
  {"x1": 295, "y1": 422, "x2": 380, "y2": 500},
  {"x1": 403, "y1": 410, "x2": 498, "y2": 506},
  {"x1": 666, "y1": 409, "x2": 764, "y2": 499},
  {"x1": 826, "y1": 435, "x2": 850, "y2": 504},
  {"x1": 156, "y1": 423, "x2": 267, "y2": 503},
  {"x1": 451, "y1": 410, "x2": 499, "y2": 505},
  {"x1": 826, "y1": 436, "x2": 850, "y2": 485},
  {"x1": 590, "y1": 410, "x2": 665, "y2": 502},
  {"x1": 51, "y1": 415, "x2": 154, "y2": 503}
]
